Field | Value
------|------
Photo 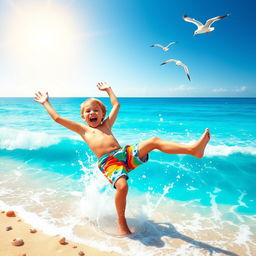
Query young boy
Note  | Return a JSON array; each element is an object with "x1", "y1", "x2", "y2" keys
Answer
[{"x1": 34, "y1": 82, "x2": 210, "y2": 235}]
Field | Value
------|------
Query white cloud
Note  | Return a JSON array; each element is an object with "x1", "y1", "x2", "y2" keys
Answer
[
  {"x1": 212, "y1": 88, "x2": 228, "y2": 93},
  {"x1": 234, "y1": 86, "x2": 247, "y2": 92},
  {"x1": 212, "y1": 86, "x2": 248, "y2": 94},
  {"x1": 168, "y1": 84, "x2": 195, "y2": 92}
]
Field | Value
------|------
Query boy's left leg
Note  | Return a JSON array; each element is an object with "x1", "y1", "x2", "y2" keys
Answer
[
  {"x1": 114, "y1": 177, "x2": 132, "y2": 235},
  {"x1": 138, "y1": 128, "x2": 210, "y2": 160}
]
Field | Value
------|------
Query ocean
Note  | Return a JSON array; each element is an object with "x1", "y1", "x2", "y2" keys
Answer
[{"x1": 0, "y1": 97, "x2": 255, "y2": 255}]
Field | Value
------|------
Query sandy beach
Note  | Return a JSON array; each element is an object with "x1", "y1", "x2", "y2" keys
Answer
[
  {"x1": 1, "y1": 208, "x2": 254, "y2": 256},
  {"x1": 0, "y1": 210, "x2": 121, "y2": 256}
]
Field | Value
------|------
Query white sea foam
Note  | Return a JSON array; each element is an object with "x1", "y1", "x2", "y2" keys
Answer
[
  {"x1": 205, "y1": 144, "x2": 256, "y2": 156},
  {"x1": 0, "y1": 127, "x2": 60, "y2": 150},
  {"x1": 234, "y1": 224, "x2": 253, "y2": 245}
]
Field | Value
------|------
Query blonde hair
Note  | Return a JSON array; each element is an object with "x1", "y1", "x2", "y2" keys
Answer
[{"x1": 80, "y1": 98, "x2": 107, "y2": 120}]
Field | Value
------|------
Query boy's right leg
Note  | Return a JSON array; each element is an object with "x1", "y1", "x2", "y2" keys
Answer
[
  {"x1": 114, "y1": 177, "x2": 132, "y2": 235},
  {"x1": 138, "y1": 128, "x2": 210, "y2": 160}
]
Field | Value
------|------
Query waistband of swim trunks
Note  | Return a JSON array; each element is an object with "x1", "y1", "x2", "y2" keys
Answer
[{"x1": 98, "y1": 148, "x2": 122, "y2": 163}]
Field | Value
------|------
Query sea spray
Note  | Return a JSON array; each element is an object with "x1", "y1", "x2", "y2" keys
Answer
[{"x1": 143, "y1": 184, "x2": 174, "y2": 218}]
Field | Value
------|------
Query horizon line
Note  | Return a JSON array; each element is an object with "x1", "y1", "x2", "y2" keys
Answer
[{"x1": 1, "y1": 96, "x2": 256, "y2": 99}]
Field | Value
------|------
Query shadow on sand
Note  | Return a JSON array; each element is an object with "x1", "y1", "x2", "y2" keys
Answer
[{"x1": 128, "y1": 220, "x2": 239, "y2": 256}]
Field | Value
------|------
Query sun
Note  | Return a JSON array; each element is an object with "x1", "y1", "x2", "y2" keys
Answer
[
  {"x1": 4, "y1": 0, "x2": 80, "y2": 65},
  {"x1": 1, "y1": 0, "x2": 83, "y2": 94}
]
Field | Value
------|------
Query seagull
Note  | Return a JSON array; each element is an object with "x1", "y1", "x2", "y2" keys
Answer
[
  {"x1": 150, "y1": 41, "x2": 178, "y2": 52},
  {"x1": 161, "y1": 59, "x2": 191, "y2": 81},
  {"x1": 182, "y1": 14, "x2": 230, "y2": 36}
]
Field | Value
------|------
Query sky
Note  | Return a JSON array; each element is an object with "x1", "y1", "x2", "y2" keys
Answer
[{"x1": 0, "y1": 0, "x2": 255, "y2": 97}]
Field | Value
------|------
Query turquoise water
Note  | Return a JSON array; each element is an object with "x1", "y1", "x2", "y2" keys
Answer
[{"x1": 0, "y1": 97, "x2": 256, "y2": 255}]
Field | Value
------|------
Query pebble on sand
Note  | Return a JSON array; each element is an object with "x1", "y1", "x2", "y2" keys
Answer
[
  {"x1": 6, "y1": 210, "x2": 16, "y2": 217},
  {"x1": 29, "y1": 228, "x2": 37, "y2": 233},
  {"x1": 6, "y1": 226, "x2": 13, "y2": 231},
  {"x1": 78, "y1": 251, "x2": 85, "y2": 256},
  {"x1": 12, "y1": 238, "x2": 24, "y2": 246},
  {"x1": 59, "y1": 237, "x2": 68, "y2": 245}
]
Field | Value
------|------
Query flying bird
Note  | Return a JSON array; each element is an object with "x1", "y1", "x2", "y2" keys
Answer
[
  {"x1": 161, "y1": 59, "x2": 191, "y2": 81},
  {"x1": 182, "y1": 14, "x2": 230, "y2": 36},
  {"x1": 150, "y1": 41, "x2": 178, "y2": 52}
]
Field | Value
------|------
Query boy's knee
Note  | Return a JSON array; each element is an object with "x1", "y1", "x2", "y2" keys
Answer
[
  {"x1": 149, "y1": 136, "x2": 160, "y2": 146},
  {"x1": 115, "y1": 177, "x2": 128, "y2": 193}
]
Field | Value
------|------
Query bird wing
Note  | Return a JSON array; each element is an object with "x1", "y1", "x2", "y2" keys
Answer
[
  {"x1": 182, "y1": 15, "x2": 203, "y2": 28},
  {"x1": 166, "y1": 41, "x2": 178, "y2": 48},
  {"x1": 151, "y1": 44, "x2": 164, "y2": 49},
  {"x1": 160, "y1": 59, "x2": 177, "y2": 65},
  {"x1": 180, "y1": 63, "x2": 191, "y2": 81},
  {"x1": 205, "y1": 14, "x2": 229, "y2": 27}
]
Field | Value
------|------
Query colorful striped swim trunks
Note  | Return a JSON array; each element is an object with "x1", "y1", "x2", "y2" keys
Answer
[{"x1": 98, "y1": 144, "x2": 149, "y2": 188}]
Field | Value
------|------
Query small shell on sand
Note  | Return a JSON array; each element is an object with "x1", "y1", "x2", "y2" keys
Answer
[
  {"x1": 72, "y1": 245, "x2": 78, "y2": 248},
  {"x1": 78, "y1": 251, "x2": 85, "y2": 256},
  {"x1": 6, "y1": 210, "x2": 16, "y2": 217},
  {"x1": 12, "y1": 238, "x2": 24, "y2": 246},
  {"x1": 29, "y1": 228, "x2": 37, "y2": 233},
  {"x1": 6, "y1": 226, "x2": 13, "y2": 231},
  {"x1": 17, "y1": 253, "x2": 27, "y2": 256},
  {"x1": 59, "y1": 237, "x2": 67, "y2": 245}
]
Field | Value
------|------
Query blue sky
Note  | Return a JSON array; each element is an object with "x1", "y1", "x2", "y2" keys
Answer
[{"x1": 0, "y1": 0, "x2": 255, "y2": 97}]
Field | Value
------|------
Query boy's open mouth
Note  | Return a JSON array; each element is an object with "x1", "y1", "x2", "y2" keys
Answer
[{"x1": 90, "y1": 117, "x2": 98, "y2": 122}]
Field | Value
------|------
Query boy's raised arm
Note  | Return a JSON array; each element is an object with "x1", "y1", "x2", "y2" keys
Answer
[
  {"x1": 97, "y1": 82, "x2": 120, "y2": 127},
  {"x1": 34, "y1": 92, "x2": 85, "y2": 134}
]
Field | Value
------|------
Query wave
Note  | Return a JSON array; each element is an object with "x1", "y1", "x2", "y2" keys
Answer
[
  {"x1": 0, "y1": 127, "x2": 61, "y2": 150},
  {"x1": 205, "y1": 144, "x2": 256, "y2": 156},
  {"x1": 1, "y1": 127, "x2": 256, "y2": 157}
]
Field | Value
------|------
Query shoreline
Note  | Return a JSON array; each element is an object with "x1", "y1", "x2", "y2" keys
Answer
[
  {"x1": 0, "y1": 210, "x2": 121, "y2": 256},
  {"x1": 1, "y1": 205, "x2": 255, "y2": 256}
]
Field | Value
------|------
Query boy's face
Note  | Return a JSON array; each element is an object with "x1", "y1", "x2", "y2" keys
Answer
[{"x1": 83, "y1": 101, "x2": 104, "y2": 128}]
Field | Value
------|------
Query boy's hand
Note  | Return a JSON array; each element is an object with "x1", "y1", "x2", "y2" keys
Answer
[
  {"x1": 34, "y1": 91, "x2": 49, "y2": 104},
  {"x1": 96, "y1": 82, "x2": 111, "y2": 91}
]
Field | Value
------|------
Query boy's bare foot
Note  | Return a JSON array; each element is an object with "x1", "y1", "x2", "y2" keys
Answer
[
  {"x1": 118, "y1": 218, "x2": 132, "y2": 236},
  {"x1": 193, "y1": 128, "x2": 210, "y2": 158}
]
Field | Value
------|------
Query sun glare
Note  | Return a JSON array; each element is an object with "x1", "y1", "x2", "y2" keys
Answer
[
  {"x1": 1, "y1": 0, "x2": 82, "y2": 94},
  {"x1": 5, "y1": 0, "x2": 80, "y2": 64}
]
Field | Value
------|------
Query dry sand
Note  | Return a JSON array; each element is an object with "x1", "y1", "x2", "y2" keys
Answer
[{"x1": 0, "y1": 210, "x2": 121, "y2": 256}]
